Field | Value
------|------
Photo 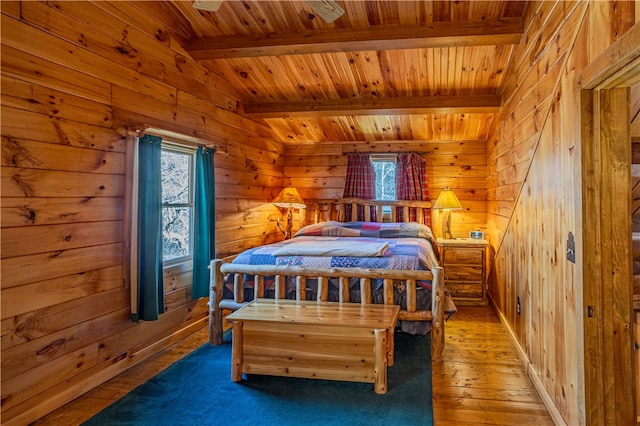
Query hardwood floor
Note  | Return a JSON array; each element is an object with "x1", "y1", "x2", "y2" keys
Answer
[
  {"x1": 433, "y1": 305, "x2": 554, "y2": 425},
  {"x1": 35, "y1": 305, "x2": 553, "y2": 425}
]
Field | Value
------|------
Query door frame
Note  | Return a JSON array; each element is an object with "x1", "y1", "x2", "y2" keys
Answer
[{"x1": 580, "y1": 22, "x2": 640, "y2": 425}]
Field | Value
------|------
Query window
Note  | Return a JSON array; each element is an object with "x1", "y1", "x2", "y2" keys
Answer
[
  {"x1": 130, "y1": 131, "x2": 214, "y2": 321},
  {"x1": 161, "y1": 143, "x2": 195, "y2": 263},
  {"x1": 371, "y1": 154, "x2": 397, "y2": 201}
]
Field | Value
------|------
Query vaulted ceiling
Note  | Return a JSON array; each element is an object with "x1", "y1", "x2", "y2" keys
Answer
[{"x1": 162, "y1": 1, "x2": 528, "y2": 144}]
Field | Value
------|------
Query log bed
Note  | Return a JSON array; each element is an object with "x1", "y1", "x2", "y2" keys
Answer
[{"x1": 208, "y1": 198, "x2": 447, "y2": 362}]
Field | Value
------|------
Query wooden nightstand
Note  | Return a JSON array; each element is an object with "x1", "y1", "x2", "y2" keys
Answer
[{"x1": 437, "y1": 238, "x2": 489, "y2": 306}]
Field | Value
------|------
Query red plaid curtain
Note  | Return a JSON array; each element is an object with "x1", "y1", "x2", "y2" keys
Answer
[
  {"x1": 395, "y1": 153, "x2": 431, "y2": 226},
  {"x1": 343, "y1": 153, "x2": 376, "y2": 221}
]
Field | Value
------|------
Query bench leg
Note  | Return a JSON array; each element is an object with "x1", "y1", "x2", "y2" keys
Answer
[
  {"x1": 231, "y1": 321, "x2": 243, "y2": 382},
  {"x1": 387, "y1": 328, "x2": 395, "y2": 366},
  {"x1": 374, "y1": 328, "x2": 388, "y2": 394}
]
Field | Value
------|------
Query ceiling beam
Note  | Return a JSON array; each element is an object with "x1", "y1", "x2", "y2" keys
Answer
[
  {"x1": 184, "y1": 18, "x2": 523, "y2": 60},
  {"x1": 244, "y1": 95, "x2": 501, "y2": 118}
]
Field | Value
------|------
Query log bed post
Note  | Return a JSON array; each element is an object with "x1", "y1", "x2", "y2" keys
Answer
[
  {"x1": 209, "y1": 259, "x2": 224, "y2": 345},
  {"x1": 430, "y1": 266, "x2": 445, "y2": 362}
]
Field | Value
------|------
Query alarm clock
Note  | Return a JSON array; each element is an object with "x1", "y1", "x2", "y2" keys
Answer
[{"x1": 469, "y1": 230, "x2": 484, "y2": 239}]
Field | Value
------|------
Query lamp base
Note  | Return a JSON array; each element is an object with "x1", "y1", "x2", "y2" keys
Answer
[
  {"x1": 276, "y1": 208, "x2": 294, "y2": 239},
  {"x1": 441, "y1": 209, "x2": 453, "y2": 239},
  {"x1": 285, "y1": 208, "x2": 293, "y2": 239}
]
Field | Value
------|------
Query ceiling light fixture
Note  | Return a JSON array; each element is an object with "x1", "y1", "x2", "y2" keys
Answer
[
  {"x1": 305, "y1": 0, "x2": 345, "y2": 23},
  {"x1": 193, "y1": 0, "x2": 345, "y2": 23},
  {"x1": 192, "y1": 0, "x2": 223, "y2": 12}
]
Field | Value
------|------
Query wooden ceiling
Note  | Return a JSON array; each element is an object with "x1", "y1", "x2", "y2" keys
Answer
[{"x1": 163, "y1": 1, "x2": 528, "y2": 144}]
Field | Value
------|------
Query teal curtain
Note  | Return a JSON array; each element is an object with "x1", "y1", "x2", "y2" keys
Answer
[
  {"x1": 134, "y1": 134, "x2": 164, "y2": 321},
  {"x1": 192, "y1": 147, "x2": 216, "y2": 299}
]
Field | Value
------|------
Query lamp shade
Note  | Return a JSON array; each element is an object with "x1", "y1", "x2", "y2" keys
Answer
[
  {"x1": 432, "y1": 187, "x2": 463, "y2": 210},
  {"x1": 272, "y1": 187, "x2": 306, "y2": 209}
]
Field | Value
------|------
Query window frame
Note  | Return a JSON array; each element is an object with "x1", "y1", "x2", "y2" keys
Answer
[
  {"x1": 160, "y1": 141, "x2": 196, "y2": 268},
  {"x1": 370, "y1": 153, "x2": 398, "y2": 202}
]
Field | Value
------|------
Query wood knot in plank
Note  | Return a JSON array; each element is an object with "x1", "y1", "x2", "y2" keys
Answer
[
  {"x1": 49, "y1": 250, "x2": 64, "y2": 259},
  {"x1": 11, "y1": 173, "x2": 35, "y2": 197},
  {"x1": 37, "y1": 338, "x2": 66, "y2": 356}
]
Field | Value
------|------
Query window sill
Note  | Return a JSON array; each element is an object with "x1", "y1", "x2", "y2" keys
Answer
[{"x1": 163, "y1": 258, "x2": 193, "y2": 275}]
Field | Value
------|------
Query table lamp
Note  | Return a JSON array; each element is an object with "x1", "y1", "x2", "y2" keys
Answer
[
  {"x1": 433, "y1": 187, "x2": 463, "y2": 239},
  {"x1": 272, "y1": 187, "x2": 306, "y2": 239}
]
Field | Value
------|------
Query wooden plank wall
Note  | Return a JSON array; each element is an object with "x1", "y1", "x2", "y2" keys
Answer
[
  {"x1": 284, "y1": 141, "x2": 487, "y2": 239},
  {"x1": 486, "y1": 1, "x2": 637, "y2": 424},
  {"x1": 0, "y1": 2, "x2": 284, "y2": 424}
]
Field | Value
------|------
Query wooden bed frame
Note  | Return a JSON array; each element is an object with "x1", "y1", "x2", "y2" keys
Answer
[{"x1": 208, "y1": 198, "x2": 446, "y2": 361}]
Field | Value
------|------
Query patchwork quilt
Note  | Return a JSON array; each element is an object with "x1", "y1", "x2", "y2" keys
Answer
[
  {"x1": 226, "y1": 221, "x2": 456, "y2": 334},
  {"x1": 234, "y1": 221, "x2": 440, "y2": 272}
]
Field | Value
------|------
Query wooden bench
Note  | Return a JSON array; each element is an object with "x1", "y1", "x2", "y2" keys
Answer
[{"x1": 226, "y1": 298, "x2": 400, "y2": 394}]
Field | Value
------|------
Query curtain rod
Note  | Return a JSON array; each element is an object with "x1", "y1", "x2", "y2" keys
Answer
[{"x1": 128, "y1": 125, "x2": 221, "y2": 151}]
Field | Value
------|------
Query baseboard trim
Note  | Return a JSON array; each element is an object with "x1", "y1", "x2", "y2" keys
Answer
[{"x1": 488, "y1": 296, "x2": 567, "y2": 426}]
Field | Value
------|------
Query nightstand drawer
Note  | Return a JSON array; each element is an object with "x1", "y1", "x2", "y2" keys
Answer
[
  {"x1": 445, "y1": 265, "x2": 483, "y2": 281},
  {"x1": 443, "y1": 247, "x2": 484, "y2": 264},
  {"x1": 446, "y1": 282, "x2": 483, "y2": 298}
]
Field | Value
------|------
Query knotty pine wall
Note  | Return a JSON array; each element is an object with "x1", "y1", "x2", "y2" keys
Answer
[
  {"x1": 486, "y1": 1, "x2": 637, "y2": 424},
  {"x1": 285, "y1": 141, "x2": 488, "y2": 239},
  {"x1": 0, "y1": 2, "x2": 284, "y2": 424}
]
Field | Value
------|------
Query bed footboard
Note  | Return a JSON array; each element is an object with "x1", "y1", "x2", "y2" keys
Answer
[{"x1": 208, "y1": 259, "x2": 445, "y2": 361}]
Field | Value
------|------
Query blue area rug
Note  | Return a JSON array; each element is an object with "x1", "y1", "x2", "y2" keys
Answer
[{"x1": 84, "y1": 332, "x2": 432, "y2": 426}]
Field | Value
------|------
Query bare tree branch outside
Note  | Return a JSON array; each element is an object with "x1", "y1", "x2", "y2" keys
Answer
[
  {"x1": 373, "y1": 160, "x2": 396, "y2": 201},
  {"x1": 161, "y1": 149, "x2": 193, "y2": 260}
]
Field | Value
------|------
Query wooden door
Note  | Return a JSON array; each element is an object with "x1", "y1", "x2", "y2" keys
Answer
[{"x1": 580, "y1": 23, "x2": 640, "y2": 426}]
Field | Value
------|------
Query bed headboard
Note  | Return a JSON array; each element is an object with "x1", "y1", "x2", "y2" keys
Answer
[{"x1": 305, "y1": 198, "x2": 432, "y2": 226}]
